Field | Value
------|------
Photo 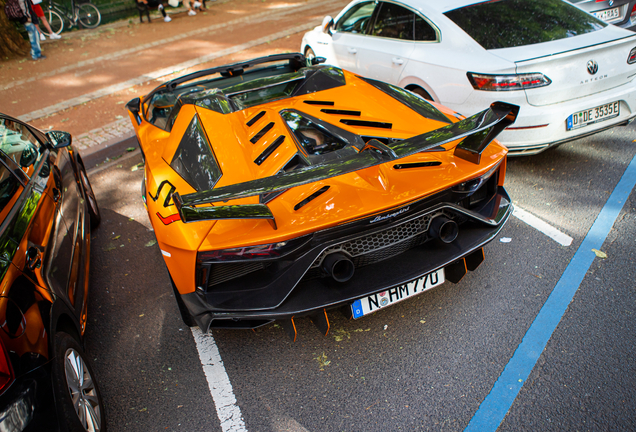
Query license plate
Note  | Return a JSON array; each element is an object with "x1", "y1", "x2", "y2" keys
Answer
[
  {"x1": 566, "y1": 101, "x2": 620, "y2": 131},
  {"x1": 594, "y1": 7, "x2": 620, "y2": 21},
  {"x1": 351, "y1": 269, "x2": 445, "y2": 319}
]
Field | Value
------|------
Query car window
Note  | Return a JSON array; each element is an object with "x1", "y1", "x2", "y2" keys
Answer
[
  {"x1": 444, "y1": 0, "x2": 606, "y2": 50},
  {"x1": 0, "y1": 162, "x2": 23, "y2": 220},
  {"x1": 372, "y1": 2, "x2": 414, "y2": 40},
  {"x1": 414, "y1": 14, "x2": 436, "y2": 41},
  {"x1": 335, "y1": 1, "x2": 376, "y2": 34},
  {"x1": 0, "y1": 118, "x2": 45, "y2": 178}
]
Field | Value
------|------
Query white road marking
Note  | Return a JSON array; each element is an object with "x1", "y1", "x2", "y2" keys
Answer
[
  {"x1": 191, "y1": 328, "x2": 247, "y2": 432},
  {"x1": 513, "y1": 206, "x2": 573, "y2": 247}
]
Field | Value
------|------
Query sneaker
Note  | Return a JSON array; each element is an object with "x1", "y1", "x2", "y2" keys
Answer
[
  {"x1": 40, "y1": 33, "x2": 46, "y2": 41},
  {"x1": 164, "y1": 15, "x2": 172, "y2": 22},
  {"x1": 193, "y1": 1, "x2": 201, "y2": 7},
  {"x1": 49, "y1": 33, "x2": 62, "y2": 40},
  {"x1": 188, "y1": 9, "x2": 196, "y2": 15}
]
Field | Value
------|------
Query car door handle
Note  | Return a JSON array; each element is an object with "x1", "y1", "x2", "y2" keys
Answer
[
  {"x1": 348, "y1": 47, "x2": 357, "y2": 54},
  {"x1": 26, "y1": 247, "x2": 42, "y2": 270},
  {"x1": 392, "y1": 57, "x2": 404, "y2": 65},
  {"x1": 52, "y1": 187, "x2": 61, "y2": 202}
]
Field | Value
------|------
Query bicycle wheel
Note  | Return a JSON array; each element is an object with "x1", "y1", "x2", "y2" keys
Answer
[
  {"x1": 77, "y1": 3, "x2": 101, "y2": 29},
  {"x1": 43, "y1": 9, "x2": 64, "y2": 36}
]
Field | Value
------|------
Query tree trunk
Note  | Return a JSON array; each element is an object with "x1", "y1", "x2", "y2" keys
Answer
[{"x1": 0, "y1": 0, "x2": 30, "y2": 60}]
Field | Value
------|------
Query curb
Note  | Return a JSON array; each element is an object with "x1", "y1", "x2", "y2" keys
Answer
[{"x1": 80, "y1": 132, "x2": 138, "y2": 169}]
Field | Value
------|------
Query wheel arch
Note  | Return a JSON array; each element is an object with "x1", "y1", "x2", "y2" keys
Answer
[{"x1": 400, "y1": 77, "x2": 438, "y2": 102}]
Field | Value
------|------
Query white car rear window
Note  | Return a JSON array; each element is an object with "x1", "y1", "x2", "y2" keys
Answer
[{"x1": 444, "y1": 0, "x2": 606, "y2": 49}]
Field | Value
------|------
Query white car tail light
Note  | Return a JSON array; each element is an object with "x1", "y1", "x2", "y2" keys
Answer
[
  {"x1": 467, "y1": 72, "x2": 551, "y2": 91},
  {"x1": 628, "y1": 47, "x2": 636, "y2": 64}
]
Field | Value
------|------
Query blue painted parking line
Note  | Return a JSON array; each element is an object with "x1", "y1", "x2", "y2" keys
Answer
[{"x1": 465, "y1": 154, "x2": 636, "y2": 432}]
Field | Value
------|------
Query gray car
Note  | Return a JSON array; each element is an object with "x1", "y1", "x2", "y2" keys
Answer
[{"x1": 569, "y1": 0, "x2": 636, "y2": 31}]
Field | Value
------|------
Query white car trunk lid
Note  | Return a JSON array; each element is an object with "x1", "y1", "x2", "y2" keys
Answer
[{"x1": 512, "y1": 34, "x2": 636, "y2": 107}]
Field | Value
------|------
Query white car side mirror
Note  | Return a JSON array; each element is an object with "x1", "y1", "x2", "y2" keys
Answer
[{"x1": 322, "y1": 16, "x2": 334, "y2": 36}]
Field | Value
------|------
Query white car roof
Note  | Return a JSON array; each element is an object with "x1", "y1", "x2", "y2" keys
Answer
[{"x1": 402, "y1": 0, "x2": 493, "y2": 14}]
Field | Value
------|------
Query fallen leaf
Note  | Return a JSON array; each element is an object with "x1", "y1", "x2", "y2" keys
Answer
[
  {"x1": 592, "y1": 248, "x2": 607, "y2": 259},
  {"x1": 115, "y1": 115, "x2": 124, "y2": 120},
  {"x1": 128, "y1": 217, "x2": 135, "y2": 221},
  {"x1": 102, "y1": 243, "x2": 116, "y2": 252},
  {"x1": 314, "y1": 352, "x2": 331, "y2": 370},
  {"x1": 116, "y1": 101, "x2": 126, "y2": 104},
  {"x1": 126, "y1": 147, "x2": 136, "y2": 152},
  {"x1": 112, "y1": 235, "x2": 121, "y2": 240},
  {"x1": 139, "y1": 314, "x2": 144, "y2": 317},
  {"x1": 145, "y1": 240, "x2": 157, "y2": 247}
]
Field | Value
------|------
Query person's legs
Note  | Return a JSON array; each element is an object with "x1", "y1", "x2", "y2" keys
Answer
[
  {"x1": 185, "y1": 0, "x2": 196, "y2": 15},
  {"x1": 25, "y1": 23, "x2": 43, "y2": 60}
]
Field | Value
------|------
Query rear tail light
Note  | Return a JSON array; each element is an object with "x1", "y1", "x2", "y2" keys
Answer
[
  {"x1": 631, "y1": 4, "x2": 636, "y2": 17},
  {"x1": 467, "y1": 72, "x2": 551, "y2": 91},
  {"x1": 0, "y1": 337, "x2": 14, "y2": 394},
  {"x1": 452, "y1": 161, "x2": 501, "y2": 196},
  {"x1": 628, "y1": 47, "x2": 636, "y2": 64},
  {"x1": 197, "y1": 235, "x2": 310, "y2": 263}
]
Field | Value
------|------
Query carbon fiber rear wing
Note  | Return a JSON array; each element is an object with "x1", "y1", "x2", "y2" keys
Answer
[{"x1": 171, "y1": 101, "x2": 519, "y2": 225}]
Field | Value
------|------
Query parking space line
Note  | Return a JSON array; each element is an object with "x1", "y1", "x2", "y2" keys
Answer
[
  {"x1": 513, "y1": 206, "x2": 573, "y2": 246},
  {"x1": 192, "y1": 328, "x2": 248, "y2": 432},
  {"x1": 465, "y1": 154, "x2": 636, "y2": 432}
]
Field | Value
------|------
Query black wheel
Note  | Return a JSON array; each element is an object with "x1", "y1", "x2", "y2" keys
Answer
[
  {"x1": 79, "y1": 162, "x2": 101, "y2": 229},
  {"x1": 171, "y1": 277, "x2": 195, "y2": 327},
  {"x1": 78, "y1": 3, "x2": 101, "y2": 29},
  {"x1": 408, "y1": 86, "x2": 433, "y2": 101},
  {"x1": 52, "y1": 332, "x2": 107, "y2": 432},
  {"x1": 44, "y1": 9, "x2": 64, "y2": 36}
]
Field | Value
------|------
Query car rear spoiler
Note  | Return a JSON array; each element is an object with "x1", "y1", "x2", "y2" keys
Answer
[{"x1": 171, "y1": 101, "x2": 519, "y2": 225}]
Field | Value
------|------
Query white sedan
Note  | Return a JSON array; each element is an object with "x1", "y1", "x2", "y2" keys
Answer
[{"x1": 301, "y1": 0, "x2": 636, "y2": 155}]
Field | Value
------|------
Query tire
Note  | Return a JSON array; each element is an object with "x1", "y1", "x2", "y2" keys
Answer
[
  {"x1": 171, "y1": 277, "x2": 196, "y2": 327},
  {"x1": 407, "y1": 86, "x2": 433, "y2": 101},
  {"x1": 52, "y1": 332, "x2": 107, "y2": 432},
  {"x1": 79, "y1": 162, "x2": 101, "y2": 229},
  {"x1": 44, "y1": 9, "x2": 64, "y2": 36},
  {"x1": 78, "y1": 3, "x2": 101, "y2": 29}
]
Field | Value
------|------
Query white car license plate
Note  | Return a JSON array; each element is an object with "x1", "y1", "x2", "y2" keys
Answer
[
  {"x1": 351, "y1": 269, "x2": 445, "y2": 319},
  {"x1": 566, "y1": 101, "x2": 620, "y2": 131},
  {"x1": 594, "y1": 7, "x2": 620, "y2": 21}
]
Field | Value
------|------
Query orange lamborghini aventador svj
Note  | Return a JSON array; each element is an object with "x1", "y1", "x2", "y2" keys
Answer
[{"x1": 127, "y1": 53, "x2": 518, "y2": 340}]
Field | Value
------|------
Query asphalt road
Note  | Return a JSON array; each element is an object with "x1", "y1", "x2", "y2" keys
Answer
[{"x1": 84, "y1": 125, "x2": 636, "y2": 431}]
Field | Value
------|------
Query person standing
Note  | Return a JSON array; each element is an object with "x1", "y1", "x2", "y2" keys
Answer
[
  {"x1": 17, "y1": 0, "x2": 46, "y2": 60},
  {"x1": 32, "y1": 0, "x2": 61, "y2": 40}
]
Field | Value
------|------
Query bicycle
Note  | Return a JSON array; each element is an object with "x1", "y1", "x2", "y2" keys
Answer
[{"x1": 42, "y1": 0, "x2": 101, "y2": 36}]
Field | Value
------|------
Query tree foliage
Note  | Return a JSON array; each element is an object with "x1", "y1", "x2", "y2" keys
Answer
[{"x1": 0, "y1": 0, "x2": 29, "y2": 60}]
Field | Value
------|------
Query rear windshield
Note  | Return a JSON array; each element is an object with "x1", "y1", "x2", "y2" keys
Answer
[{"x1": 444, "y1": 0, "x2": 606, "y2": 50}]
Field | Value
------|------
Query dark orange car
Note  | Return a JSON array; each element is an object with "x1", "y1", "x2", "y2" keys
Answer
[
  {"x1": 0, "y1": 114, "x2": 105, "y2": 431},
  {"x1": 127, "y1": 53, "x2": 518, "y2": 339}
]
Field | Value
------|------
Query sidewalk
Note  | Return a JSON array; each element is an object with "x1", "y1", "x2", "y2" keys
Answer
[{"x1": 0, "y1": 0, "x2": 348, "y2": 167}]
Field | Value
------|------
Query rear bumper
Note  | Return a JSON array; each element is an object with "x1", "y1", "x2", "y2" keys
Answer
[
  {"x1": 453, "y1": 78, "x2": 636, "y2": 154},
  {"x1": 181, "y1": 186, "x2": 512, "y2": 331}
]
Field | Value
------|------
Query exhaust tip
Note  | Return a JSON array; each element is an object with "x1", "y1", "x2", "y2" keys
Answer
[
  {"x1": 429, "y1": 216, "x2": 459, "y2": 244},
  {"x1": 322, "y1": 252, "x2": 355, "y2": 283}
]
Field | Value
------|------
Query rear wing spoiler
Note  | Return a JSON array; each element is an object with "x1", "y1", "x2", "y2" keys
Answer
[{"x1": 171, "y1": 101, "x2": 519, "y2": 225}]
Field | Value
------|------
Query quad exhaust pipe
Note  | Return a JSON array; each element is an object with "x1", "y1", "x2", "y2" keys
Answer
[
  {"x1": 429, "y1": 216, "x2": 459, "y2": 244},
  {"x1": 322, "y1": 252, "x2": 355, "y2": 283}
]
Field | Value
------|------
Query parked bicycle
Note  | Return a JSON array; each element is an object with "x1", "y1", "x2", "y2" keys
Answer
[{"x1": 42, "y1": 0, "x2": 101, "y2": 36}]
